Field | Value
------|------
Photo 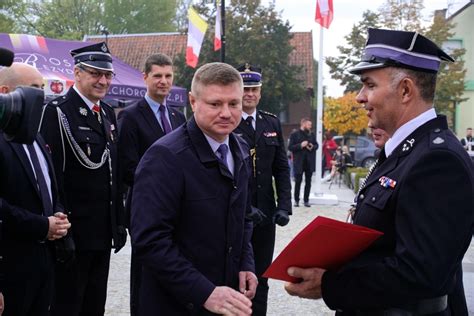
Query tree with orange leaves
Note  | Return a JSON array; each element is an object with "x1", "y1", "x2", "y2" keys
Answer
[{"x1": 323, "y1": 92, "x2": 368, "y2": 135}]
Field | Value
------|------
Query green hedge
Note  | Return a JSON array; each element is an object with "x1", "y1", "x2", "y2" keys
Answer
[{"x1": 346, "y1": 167, "x2": 369, "y2": 193}]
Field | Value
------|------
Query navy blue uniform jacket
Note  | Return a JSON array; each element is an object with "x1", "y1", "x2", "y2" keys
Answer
[
  {"x1": 234, "y1": 110, "x2": 292, "y2": 221},
  {"x1": 40, "y1": 88, "x2": 124, "y2": 250},
  {"x1": 321, "y1": 116, "x2": 474, "y2": 315},
  {"x1": 130, "y1": 117, "x2": 255, "y2": 315}
]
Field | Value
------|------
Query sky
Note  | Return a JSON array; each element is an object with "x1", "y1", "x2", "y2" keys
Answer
[{"x1": 264, "y1": 0, "x2": 469, "y2": 97}]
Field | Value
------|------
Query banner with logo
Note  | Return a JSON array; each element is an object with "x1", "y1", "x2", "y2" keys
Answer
[{"x1": 0, "y1": 33, "x2": 187, "y2": 106}]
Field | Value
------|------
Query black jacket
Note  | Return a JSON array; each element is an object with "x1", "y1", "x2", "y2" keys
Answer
[
  {"x1": 40, "y1": 88, "x2": 125, "y2": 251},
  {"x1": 234, "y1": 111, "x2": 291, "y2": 221},
  {"x1": 288, "y1": 128, "x2": 318, "y2": 174},
  {"x1": 322, "y1": 116, "x2": 474, "y2": 315}
]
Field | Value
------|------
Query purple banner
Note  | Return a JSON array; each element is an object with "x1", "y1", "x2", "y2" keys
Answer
[{"x1": 0, "y1": 33, "x2": 188, "y2": 106}]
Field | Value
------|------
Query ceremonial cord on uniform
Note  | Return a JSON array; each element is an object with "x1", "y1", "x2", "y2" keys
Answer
[
  {"x1": 56, "y1": 107, "x2": 110, "y2": 170},
  {"x1": 347, "y1": 158, "x2": 379, "y2": 223}
]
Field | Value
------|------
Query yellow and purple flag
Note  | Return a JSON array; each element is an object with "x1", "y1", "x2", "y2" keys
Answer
[{"x1": 186, "y1": 7, "x2": 208, "y2": 68}]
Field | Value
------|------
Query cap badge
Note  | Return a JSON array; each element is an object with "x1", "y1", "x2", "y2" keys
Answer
[
  {"x1": 79, "y1": 107, "x2": 88, "y2": 116},
  {"x1": 101, "y1": 43, "x2": 107, "y2": 52},
  {"x1": 433, "y1": 137, "x2": 444, "y2": 144},
  {"x1": 244, "y1": 63, "x2": 251, "y2": 72},
  {"x1": 402, "y1": 138, "x2": 415, "y2": 152}
]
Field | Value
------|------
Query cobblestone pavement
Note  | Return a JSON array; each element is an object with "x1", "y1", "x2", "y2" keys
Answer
[{"x1": 105, "y1": 180, "x2": 474, "y2": 315}]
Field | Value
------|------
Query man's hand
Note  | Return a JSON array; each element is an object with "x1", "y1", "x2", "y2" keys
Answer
[
  {"x1": 0, "y1": 292, "x2": 4, "y2": 315},
  {"x1": 203, "y1": 286, "x2": 252, "y2": 315},
  {"x1": 114, "y1": 225, "x2": 127, "y2": 253},
  {"x1": 238, "y1": 271, "x2": 258, "y2": 299},
  {"x1": 273, "y1": 209, "x2": 290, "y2": 226},
  {"x1": 47, "y1": 212, "x2": 71, "y2": 240},
  {"x1": 246, "y1": 206, "x2": 267, "y2": 227},
  {"x1": 284, "y1": 267, "x2": 326, "y2": 299},
  {"x1": 301, "y1": 140, "x2": 309, "y2": 148}
]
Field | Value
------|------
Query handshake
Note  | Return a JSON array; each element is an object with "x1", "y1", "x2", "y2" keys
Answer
[{"x1": 247, "y1": 206, "x2": 290, "y2": 227}]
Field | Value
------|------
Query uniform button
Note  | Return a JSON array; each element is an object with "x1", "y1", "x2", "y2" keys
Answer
[
  {"x1": 255, "y1": 144, "x2": 258, "y2": 148},
  {"x1": 371, "y1": 197, "x2": 376, "y2": 202},
  {"x1": 359, "y1": 194, "x2": 365, "y2": 200},
  {"x1": 86, "y1": 137, "x2": 90, "y2": 141},
  {"x1": 256, "y1": 157, "x2": 260, "y2": 161},
  {"x1": 233, "y1": 185, "x2": 237, "y2": 190},
  {"x1": 257, "y1": 171, "x2": 261, "y2": 175},
  {"x1": 257, "y1": 185, "x2": 261, "y2": 188},
  {"x1": 228, "y1": 246, "x2": 232, "y2": 253},
  {"x1": 186, "y1": 303, "x2": 194, "y2": 310},
  {"x1": 434, "y1": 128, "x2": 441, "y2": 133}
]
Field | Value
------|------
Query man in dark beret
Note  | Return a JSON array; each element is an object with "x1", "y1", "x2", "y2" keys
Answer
[
  {"x1": 285, "y1": 28, "x2": 474, "y2": 315},
  {"x1": 40, "y1": 42, "x2": 127, "y2": 316}
]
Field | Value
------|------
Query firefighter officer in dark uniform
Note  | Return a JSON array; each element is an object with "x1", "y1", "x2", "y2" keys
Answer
[
  {"x1": 284, "y1": 28, "x2": 474, "y2": 315},
  {"x1": 40, "y1": 42, "x2": 127, "y2": 316},
  {"x1": 234, "y1": 64, "x2": 292, "y2": 315}
]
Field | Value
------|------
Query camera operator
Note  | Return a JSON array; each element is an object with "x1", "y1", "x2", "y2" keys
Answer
[{"x1": 0, "y1": 63, "x2": 71, "y2": 316}]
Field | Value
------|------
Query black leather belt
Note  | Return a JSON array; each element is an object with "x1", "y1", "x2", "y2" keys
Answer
[{"x1": 383, "y1": 295, "x2": 448, "y2": 315}]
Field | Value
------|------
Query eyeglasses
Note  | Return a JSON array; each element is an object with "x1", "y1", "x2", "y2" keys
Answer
[{"x1": 78, "y1": 66, "x2": 115, "y2": 80}]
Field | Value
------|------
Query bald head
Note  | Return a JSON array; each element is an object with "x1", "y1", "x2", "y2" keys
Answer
[{"x1": 0, "y1": 63, "x2": 44, "y2": 93}]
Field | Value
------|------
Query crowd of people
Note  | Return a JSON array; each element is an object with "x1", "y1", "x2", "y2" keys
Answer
[{"x1": 1, "y1": 27, "x2": 473, "y2": 316}]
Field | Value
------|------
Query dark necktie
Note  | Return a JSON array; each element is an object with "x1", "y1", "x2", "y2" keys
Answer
[
  {"x1": 26, "y1": 144, "x2": 53, "y2": 216},
  {"x1": 245, "y1": 116, "x2": 254, "y2": 130},
  {"x1": 217, "y1": 144, "x2": 229, "y2": 169},
  {"x1": 159, "y1": 104, "x2": 172, "y2": 134}
]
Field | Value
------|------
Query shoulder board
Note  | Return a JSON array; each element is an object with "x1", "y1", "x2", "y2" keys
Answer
[
  {"x1": 46, "y1": 95, "x2": 68, "y2": 108},
  {"x1": 429, "y1": 128, "x2": 448, "y2": 149},
  {"x1": 259, "y1": 110, "x2": 277, "y2": 118}
]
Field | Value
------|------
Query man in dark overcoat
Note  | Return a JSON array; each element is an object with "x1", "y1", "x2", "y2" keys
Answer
[
  {"x1": 131, "y1": 62, "x2": 257, "y2": 315},
  {"x1": 117, "y1": 53, "x2": 186, "y2": 316},
  {"x1": 0, "y1": 63, "x2": 70, "y2": 316},
  {"x1": 285, "y1": 28, "x2": 474, "y2": 315},
  {"x1": 40, "y1": 42, "x2": 126, "y2": 316},
  {"x1": 288, "y1": 118, "x2": 318, "y2": 207},
  {"x1": 233, "y1": 63, "x2": 291, "y2": 315}
]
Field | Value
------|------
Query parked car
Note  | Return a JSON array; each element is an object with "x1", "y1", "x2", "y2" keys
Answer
[{"x1": 333, "y1": 135, "x2": 377, "y2": 168}]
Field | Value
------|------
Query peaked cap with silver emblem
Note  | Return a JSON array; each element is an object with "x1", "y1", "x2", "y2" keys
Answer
[
  {"x1": 348, "y1": 28, "x2": 454, "y2": 75},
  {"x1": 236, "y1": 63, "x2": 262, "y2": 87},
  {"x1": 70, "y1": 42, "x2": 114, "y2": 72}
]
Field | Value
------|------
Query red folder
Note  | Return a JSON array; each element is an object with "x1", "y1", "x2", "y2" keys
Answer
[{"x1": 263, "y1": 216, "x2": 383, "y2": 282}]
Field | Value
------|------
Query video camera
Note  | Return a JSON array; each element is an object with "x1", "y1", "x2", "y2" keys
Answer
[{"x1": 0, "y1": 47, "x2": 45, "y2": 144}]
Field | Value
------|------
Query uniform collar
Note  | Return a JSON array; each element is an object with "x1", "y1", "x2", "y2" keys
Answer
[
  {"x1": 241, "y1": 110, "x2": 256, "y2": 122},
  {"x1": 385, "y1": 108, "x2": 436, "y2": 157},
  {"x1": 73, "y1": 85, "x2": 102, "y2": 110}
]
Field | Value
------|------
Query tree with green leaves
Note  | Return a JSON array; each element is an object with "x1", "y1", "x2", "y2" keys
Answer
[
  {"x1": 5, "y1": 0, "x2": 178, "y2": 40},
  {"x1": 326, "y1": 0, "x2": 466, "y2": 123},
  {"x1": 174, "y1": 0, "x2": 305, "y2": 115},
  {"x1": 326, "y1": 10, "x2": 381, "y2": 94},
  {"x1": 1, "y1": 2, "x2": 17, "y2": 34},
  {"x1": 425, "y1": 12, "x2": 467, "y2": 123},
  {"x1": 378, "y1": 0, "x2": 425, "y2": 32}
]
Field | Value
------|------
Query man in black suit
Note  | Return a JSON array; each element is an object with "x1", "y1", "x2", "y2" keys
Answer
[
  {"x1": 0, "y1": 63, "x2": 71, "y2": 316},
  {"x1": 40, "y1": 42, "x2": 126, "y2": 316},
  {"x1": 233, "y1": 63, "x2": 291, "y2": 315},
  {"x1": 117, "y1": 53, "x2": 186, "y2": 315},
  {"x1": 285, "y1": 28, "x2": 474, "y2": 315},
  {"x1": 131, "y1": 62, "x2": 257, "y2": 315},
  {"x1": 288, "y1": 118, "x2": 318, "y2": 207}
]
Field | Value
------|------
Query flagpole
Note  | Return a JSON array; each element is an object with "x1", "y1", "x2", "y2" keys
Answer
[
  {"x1": 314, "y1": 25, "x2": 324, "y2": 195},
  {"x1": 220, "y1": 0, "x2": 225, "y2": 62}
]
